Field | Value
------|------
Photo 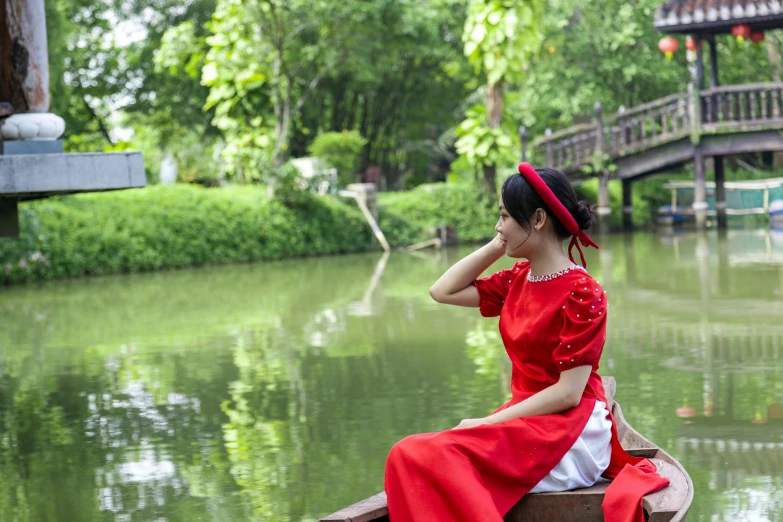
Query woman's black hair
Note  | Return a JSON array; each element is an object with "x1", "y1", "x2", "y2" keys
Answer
[{"x1": 500, "y1": 167, "x2": 594, "y2": 240}]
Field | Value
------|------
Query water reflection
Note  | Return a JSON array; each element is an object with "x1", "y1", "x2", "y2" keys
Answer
[{"x1": 0, "y1": 230, "x2": 782, "y2": 521}]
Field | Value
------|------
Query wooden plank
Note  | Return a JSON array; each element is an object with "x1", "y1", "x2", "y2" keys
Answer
[
  {"x1": 614, "y1": 136, "x2": 694, "y2": 178},
  {"x1": 601, "y1": 376, "x2": 616, "y2": 412},
  {"x1": 504, "y1": 481, "x2": 608, "y2": 522},
  {"x1": 741, "y1": 91, "x2": 748, "y2": 121},
  {"x1": 701, "y1": 81, "x2": 783, "y2": 95},
  {"x1": 701, "y1": 129, "x2": 783, "y2": 156},
  {"x1": 318, "y1": 493, "x2": 388, "y2": 522},
  {"x1": 643, "y1": 458, "x2": 691, "y2": 522},
  {"x1": 728, "y1": 92, "x2": 735, "y2": 122},
  {"x1": 531, "y1": 123, "x2": 597, "y2": 147},
  {"x1": 605, "y1": 93, "x2": 689, "y2": 122}
]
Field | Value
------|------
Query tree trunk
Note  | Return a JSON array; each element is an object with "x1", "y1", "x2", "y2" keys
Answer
[
  {"x1": 0, "y1": 0, "x2": 50, "y2": 113},
  {"x1": 482, "y1": 80, "x2": 504, "y2": 200}
]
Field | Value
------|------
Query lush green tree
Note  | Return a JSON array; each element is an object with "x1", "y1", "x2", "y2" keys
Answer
[
  {"x1": 198, "y1": 0, "x2": 472, "y2": 188},
  {"x1": 455, "y1": 0, "x2": 543, "y2": 198},
  {"x1": 294, "y1": 0, "x2": 472, "y2": 189},
  {"x1": 46, "y1": 0, "x2": 216, "y2": 159}
]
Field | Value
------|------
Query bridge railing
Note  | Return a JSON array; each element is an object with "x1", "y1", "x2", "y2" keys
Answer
[
  {"x1": 605, "y1": 92, "x2": 690, "y2": 157},
  {"x1": 529, "y1": 82, "x2": 783, "y2": 173},
  {"x1": 701, "y1": 82, "x2": 783, "y2": 130},
  {"x1": 531, "y1": 123, "x2": 599, "y2": 172}
]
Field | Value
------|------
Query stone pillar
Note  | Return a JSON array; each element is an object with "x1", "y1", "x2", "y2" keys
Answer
[
  {"x1": 693, "y1": 147, "x2": 708, "y2": 229},
  {"x1": 622, "y1": 178, "x2": 633, "y2": 232},
  {"x1": 714, "y1": 155, "x2": 727, "y2": 230},
  {"x1": 0, "y1": 0, "x2": 66, "y2": 151}
]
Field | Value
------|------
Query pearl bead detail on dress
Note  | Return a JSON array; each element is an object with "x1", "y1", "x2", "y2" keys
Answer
[{"x1": 527, "y1": 265, "x2": 585, "y2": 283}]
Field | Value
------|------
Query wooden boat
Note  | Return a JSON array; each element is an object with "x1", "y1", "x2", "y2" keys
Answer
[{"x1": 318, "y1": 376, "x2": 693, "y2": 522}]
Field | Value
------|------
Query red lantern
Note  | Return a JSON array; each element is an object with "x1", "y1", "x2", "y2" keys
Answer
[
  {"x1": 685, "y1": 36, "x2": 703, "y2": 51},
  {"x1": 750, "y1": 31, "x2": 765, "y2": 44},
  {"x1": 658, "y1": 36, "x2": 679, "y2": 59},
  {"x1": 732, "y1": 23, "x2": 751, "y2": 42}
]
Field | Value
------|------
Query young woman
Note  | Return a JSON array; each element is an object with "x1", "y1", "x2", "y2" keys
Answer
[{"x1": 384, "y1": 163, "x2": 669, "y2": 522}]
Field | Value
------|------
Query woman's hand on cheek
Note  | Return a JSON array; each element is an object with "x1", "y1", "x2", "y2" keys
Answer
[{"x1": 490, "y1": 233, "x2": 506, "y2": 253}]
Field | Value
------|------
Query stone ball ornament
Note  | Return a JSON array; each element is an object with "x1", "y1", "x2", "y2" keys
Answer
[{"x1": 1, "y1": 113, "x2": 66, "y2": 140}]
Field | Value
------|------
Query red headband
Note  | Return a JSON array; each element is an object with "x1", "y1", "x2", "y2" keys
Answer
[{"x1": 517, "y1": 162, "x2": 599, "y2": 268}]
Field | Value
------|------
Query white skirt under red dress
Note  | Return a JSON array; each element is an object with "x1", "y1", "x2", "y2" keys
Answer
[{"x1": 529, "y1": 400, "x2": 613, "y2": 493}]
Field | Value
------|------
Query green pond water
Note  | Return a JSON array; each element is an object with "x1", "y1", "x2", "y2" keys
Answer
[{"x1": 2, "y1": 230, "x2": 783, "y2": 522}]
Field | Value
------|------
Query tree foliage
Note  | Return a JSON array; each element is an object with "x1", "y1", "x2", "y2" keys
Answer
[
  {"x1": 46, "y1": 0, "x2": 780, "y2": 192},
  {"x1": 456, "y1": 0, "x2": 543, "y2": 197}
]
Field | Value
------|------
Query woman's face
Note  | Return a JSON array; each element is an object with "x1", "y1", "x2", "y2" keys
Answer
[{"x1": 496, "y1": 199, "x2": 540, "y2": 258}]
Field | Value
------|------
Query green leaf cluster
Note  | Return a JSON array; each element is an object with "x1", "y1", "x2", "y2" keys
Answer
[
  {"x1": 308, "y1": 131, "x2": 368, "y2": 186},
  {"x1": 455, "y1": 105, "x2": 517, "y2": 168},
  {"x1": 463, "y1": 0, "x2": 543, "y2": 84}
]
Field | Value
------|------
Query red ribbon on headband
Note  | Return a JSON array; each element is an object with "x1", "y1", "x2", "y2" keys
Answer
[{"x1": 517, "y1": 162, "x2": 599, "y2": 268}]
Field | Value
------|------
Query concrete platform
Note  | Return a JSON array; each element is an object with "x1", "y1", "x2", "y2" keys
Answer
[
  {"x1": 0, "y1": 151, "x2": 146, "y2": 236},
  {"x1": 0, "y1": 151, "x2": 146, "y2": 200}
]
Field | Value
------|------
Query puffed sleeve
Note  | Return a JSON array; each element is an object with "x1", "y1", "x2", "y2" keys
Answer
[
  {"x1": 552, "y1": 278, "x2": 607, "y2": 371},
  {"x1": 470, "y1": 261, "x2": 527, "y2": 318}
]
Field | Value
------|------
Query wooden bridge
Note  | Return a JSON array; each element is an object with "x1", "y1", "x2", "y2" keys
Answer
[{"x1": 523, "y1": 83, "x2": 783, "y2": 230}]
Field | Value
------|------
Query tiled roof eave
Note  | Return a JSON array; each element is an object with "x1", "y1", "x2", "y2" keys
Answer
[{"x1": 654, "y1": 13, "x2": 783, "y2": 33}]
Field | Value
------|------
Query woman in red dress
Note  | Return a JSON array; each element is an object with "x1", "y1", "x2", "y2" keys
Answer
[{"x1": 384, "y1": 164, "x2": 669, "y2": 522}]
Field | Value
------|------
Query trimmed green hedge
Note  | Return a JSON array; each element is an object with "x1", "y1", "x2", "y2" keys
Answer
[
  {"x1": 378, "y1": 182, "x2": 497, "y2": 247},
  {"x1": 0, "y1": 185, "x2": 375, "y2": 285}
]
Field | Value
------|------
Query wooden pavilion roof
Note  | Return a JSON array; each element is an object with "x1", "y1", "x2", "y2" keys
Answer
[{"x1": 655, "y1": 0, "x2": 783, "y2": 34}]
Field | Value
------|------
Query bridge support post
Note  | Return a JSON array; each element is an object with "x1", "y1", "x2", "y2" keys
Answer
[
  {"x1": 518, "y1": 126, "x2": 528, "y2": 162},
  {"x1": 622, "y1": 179, "x2": 633, "y2": 232},
  {"x1": 597, "y1": 174, "x2": 611, "y2": 235},
  {"x1": 714, "y1": 156, "x2": 727, "y2": 230},
  {"x1": 693, "y1": 147, "x2": 708, "y2": 229},
  {"x1": 594, "y1": 103, "x2": 611, "y2": 235}
]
